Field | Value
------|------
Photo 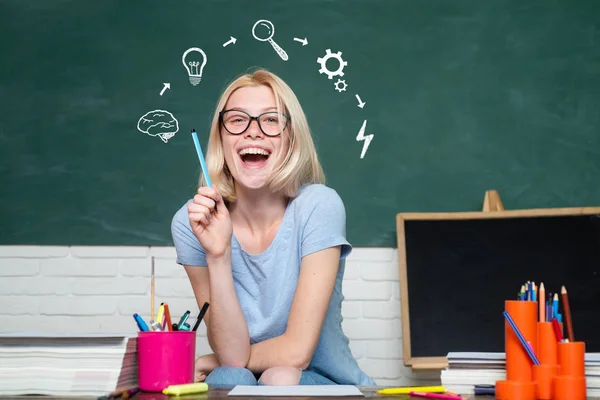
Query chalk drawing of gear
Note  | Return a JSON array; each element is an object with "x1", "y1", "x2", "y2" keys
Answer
[
  {"x1": 334, "y1": 79, "x2": 347, "y2": 92},
  {"x1": 317, "y1": 49, "x2": 348, "y2": 79}
]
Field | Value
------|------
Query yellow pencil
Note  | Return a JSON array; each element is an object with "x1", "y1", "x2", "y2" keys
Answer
[{"x1": 377, "y1": 386, "x2": 446, "y2": 395}]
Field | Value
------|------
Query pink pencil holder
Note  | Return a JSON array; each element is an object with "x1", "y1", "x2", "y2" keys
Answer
[{"x1": 137, "y1": 331, "x2": 195, "y2": 392}]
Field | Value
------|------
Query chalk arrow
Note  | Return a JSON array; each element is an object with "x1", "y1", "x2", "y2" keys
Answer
[
  {"x1": 355, "y1": 94, "x2": 366, "y2": 108},
  {"x1": 160, "y1": 83, "x2": 171, "y2": 96},
  {"x1": 356, "y1": 119, "x2": 374, "y2": 159},
  {"x1": 293, "y1": 37, "x2": 308, "y2": 46},
  {"x1": 223, "y1": 36, "x2": 237, "y2": 47}
]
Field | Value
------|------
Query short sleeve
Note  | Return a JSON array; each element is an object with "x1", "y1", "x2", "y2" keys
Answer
[
  {"x1": 301, "y1": 185, "x2": 352, "y2": 259},
  {"x1": 171, "y1": 201, "x2": 207, "y2": 267}
]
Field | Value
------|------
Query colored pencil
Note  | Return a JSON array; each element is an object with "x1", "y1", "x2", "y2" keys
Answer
[
  {"x1": 552, "y1": 317, "x2": 563, "y2": 341},
  {"x1": 561, "y1": 285, "x2": 575, "y2": 342},
  {"x1": 377, "y1": 386, "x2": 446, "y2": 395},
  {"x1": 150, "y1": 256, "x2": 155, "y2": 322},
  {"x1": 503, "y1": 311, "x2": 540, "y2": 365},
  {"x1": 191, "y1": 129, "x2": 212, "y2": 187},
  {"x1": 409, "y1": 392, "x2": 463, "y2": 400},
  {"x1": 539, "y1": 282, "x2": 545, "y2": 322},
  {"x1": 519, "y1": 285, "x2": 526, "y2": 301},
  {"x1": 191, "y1": 129, "x2": 216, "y2": 212}
]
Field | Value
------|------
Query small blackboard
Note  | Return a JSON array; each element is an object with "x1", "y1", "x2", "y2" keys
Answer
[{"x1": 397, "y1": 196, "x2": 600, "y2": 369}]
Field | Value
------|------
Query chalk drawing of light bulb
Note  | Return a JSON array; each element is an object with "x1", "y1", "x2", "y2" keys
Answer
[
  {"x1": 252, "y1": 20, "x2": 288, "y2": 61},
  {"x1": 182, "y1": 47, "x2": 207, "y2": 86}
]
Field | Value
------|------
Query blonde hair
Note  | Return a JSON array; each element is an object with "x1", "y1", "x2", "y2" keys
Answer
[{"x1": 200, "y1": 68, "x2": 325, "y2": 202}]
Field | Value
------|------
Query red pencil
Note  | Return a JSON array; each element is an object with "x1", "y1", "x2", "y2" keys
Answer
[{"x1": 552, "y1": 318, "x2": 563, "y2": 341}]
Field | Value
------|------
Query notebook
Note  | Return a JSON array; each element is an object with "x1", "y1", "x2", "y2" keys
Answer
[{"x1": 0, "y1": 333, "x2": 137, "y2": 396}]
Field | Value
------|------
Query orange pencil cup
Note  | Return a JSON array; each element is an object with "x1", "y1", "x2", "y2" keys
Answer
[
  {"x1": 533, "y1": 364, "x2": 559, "y2": 400},
  {"x1": 533, "y1": 322, "x2": 561, "y2": 399},
  {"x1": 537, "y1": 322, "x2": 558, "y2": 365},
  {"x1": 495, "y1": 300, "x2": 538, "y2": 400},
  {"x1": 554, "y1": 341, "x2": 586, "y2": 400}
]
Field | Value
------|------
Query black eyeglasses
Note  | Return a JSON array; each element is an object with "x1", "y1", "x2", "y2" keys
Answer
[{"x1": 219, "y1": 109, "x2": 289, "y2": 137}]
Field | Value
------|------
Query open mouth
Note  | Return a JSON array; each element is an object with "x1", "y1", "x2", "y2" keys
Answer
[{"x1": 238, "y1": 147, "x2": 271, "y2": 168}]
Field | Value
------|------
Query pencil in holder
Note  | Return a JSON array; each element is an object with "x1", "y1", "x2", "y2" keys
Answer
[
  {"x1": 553, "y1": 341, "x2": 586, "y2": 400},
  {"x1": 495, "y1": 300, "x2": 538, "y2": 400}
]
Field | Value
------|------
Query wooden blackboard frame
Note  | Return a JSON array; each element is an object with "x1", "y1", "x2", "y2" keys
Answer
[{"x1": 396, "y1": 190, "x2": 600, "y2": 370}]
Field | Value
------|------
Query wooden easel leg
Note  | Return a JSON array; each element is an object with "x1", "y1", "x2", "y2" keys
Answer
[{"x1": 483, "y1": 190, "x2": 505, "y2": 212}]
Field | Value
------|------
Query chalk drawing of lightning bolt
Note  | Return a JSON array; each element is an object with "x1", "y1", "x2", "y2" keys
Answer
[{"x1": 356, "y1": 119, "x2": 374, "y2": 159}]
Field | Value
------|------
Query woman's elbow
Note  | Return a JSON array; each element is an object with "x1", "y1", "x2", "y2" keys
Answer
[
  {"x1": 288, "y1": 349, "x2": 312, "y2": 370},
  {"x1": 216, "y1": 348, "x2": 250, "y2": 368},
  {"x1": 218, "y1": 355, "x2": 249, "y2": 368},
  {"x1": 221, "y1": 358, "x2": 249, "y2": 368}
]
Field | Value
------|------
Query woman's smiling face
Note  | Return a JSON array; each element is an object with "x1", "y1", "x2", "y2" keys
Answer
[{"x1": 220, "y1": 85, "x2": 290, "y2": 191}]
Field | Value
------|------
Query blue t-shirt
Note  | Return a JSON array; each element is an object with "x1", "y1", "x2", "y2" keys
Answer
[{"x1": 171, "y1": 183, "x2": 375, "y2": 385}]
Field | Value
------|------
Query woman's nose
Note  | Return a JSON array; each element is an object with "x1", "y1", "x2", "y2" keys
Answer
[{"x1": 245, "y1": 119, "x2": 263, "y2": 138}]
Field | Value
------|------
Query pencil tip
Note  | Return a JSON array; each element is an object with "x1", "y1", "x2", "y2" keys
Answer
[
  {"x1": 561, "y1": 285, "x2": 567, "y2": 293},
  {"x1": 540, "y1": 282, "x2": 545, "y2": 289}
]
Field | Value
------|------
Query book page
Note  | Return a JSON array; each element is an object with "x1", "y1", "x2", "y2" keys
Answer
[{"x1": 228, "y1": 385, "x2": 364, "y2": 396}]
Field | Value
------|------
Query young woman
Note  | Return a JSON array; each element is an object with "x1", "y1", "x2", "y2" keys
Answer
[{"x1": 171, "y1": 69, "x2": 375, "y2": 387}]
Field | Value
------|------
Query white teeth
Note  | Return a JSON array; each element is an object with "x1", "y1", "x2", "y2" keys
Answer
[{"x1": 238, "y1": 148, "x2": 270, "y2": 156}]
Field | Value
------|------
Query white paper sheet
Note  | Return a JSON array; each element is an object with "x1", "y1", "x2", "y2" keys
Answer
[{"x1": 228, "y1": 385, "x2": 364, "y2": 396}]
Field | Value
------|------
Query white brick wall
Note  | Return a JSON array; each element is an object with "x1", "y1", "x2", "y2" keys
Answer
[{"x1": 0, "y1": 246, "x2": 440, "y2": 386}]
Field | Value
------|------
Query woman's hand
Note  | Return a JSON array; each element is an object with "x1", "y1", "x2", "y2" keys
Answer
[
  {"x1": 195, "y1": 353, "x2": 220, "y2": 382},
  {"x1": 188, "y1": 186, "x2": 233, "y2": 260}
]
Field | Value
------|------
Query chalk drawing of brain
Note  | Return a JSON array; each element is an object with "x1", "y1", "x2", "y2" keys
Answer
[{"x1": 137, "y1": 109, "x2": 179, "y2": 143}]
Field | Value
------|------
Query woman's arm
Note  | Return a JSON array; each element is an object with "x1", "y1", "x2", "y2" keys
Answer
[
  {"x1": 245, "y1": 246, "x2": 341, "y2": 373},
  {"x1": 184, "y1": 255, "x2": 250, "y2": 367},
  {"x1": 194, "y1": 353, "x2": 219, "y2": 382},
  {"x1": 184, "y1": 186, "x2": 251, "y2": 367},
  {"x1": 186, "y1": 246, "x2": 340, "y2": 374}
]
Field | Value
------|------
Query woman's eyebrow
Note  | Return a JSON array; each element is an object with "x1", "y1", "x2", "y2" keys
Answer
[{"x1": 226, "y1": 106, "x2": 278, "y2": 113}]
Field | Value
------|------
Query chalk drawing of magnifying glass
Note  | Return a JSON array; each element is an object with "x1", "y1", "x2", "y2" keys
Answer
[{"x1": 252, "y1": 19, "x2": 288, "y2": 61}]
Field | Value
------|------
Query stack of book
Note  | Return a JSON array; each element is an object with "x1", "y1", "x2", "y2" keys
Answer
[
  {"x1": 0, "y1": 334, "x2": 137, "y2": 396},
  {"x1": 441, "y1": 352, "x2": 600, "y2": 397}
]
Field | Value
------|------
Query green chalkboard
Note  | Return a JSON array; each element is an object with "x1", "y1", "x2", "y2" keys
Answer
[{"x1": 1, "y1": 0, "x2": 600, "y2": 246}]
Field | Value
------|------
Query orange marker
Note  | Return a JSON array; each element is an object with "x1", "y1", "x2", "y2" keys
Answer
[{"x1": 163, "y1": 303, "x2": 173, "y2": 331}]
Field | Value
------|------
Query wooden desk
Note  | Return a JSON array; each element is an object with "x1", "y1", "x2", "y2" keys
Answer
[
  {"x1": 131, "y1": 387, "x2": 598, "y2": 400},
  {"x1": 130, "y1": 387, "x2": 492, "y2": 399},
  {"x1": 1, "y1": 387, "x2": 599, "y2": 400}
]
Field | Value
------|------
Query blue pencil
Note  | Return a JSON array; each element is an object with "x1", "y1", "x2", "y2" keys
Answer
[
  {"x1": 191, "y1": 129, "x2": 212, "y2": 187},
  {"x1": 503, "y1": 311, "x2": 540, "y2": 365}
]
